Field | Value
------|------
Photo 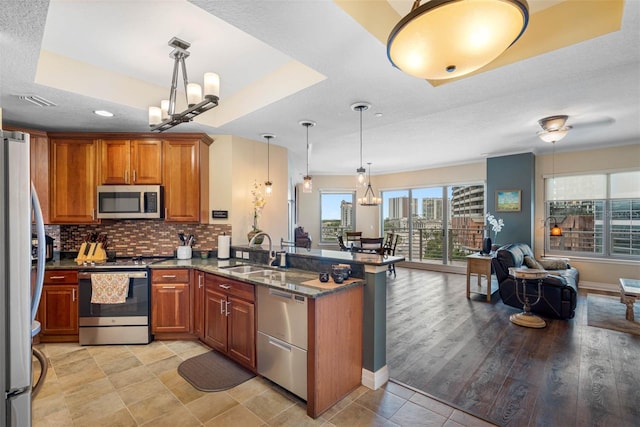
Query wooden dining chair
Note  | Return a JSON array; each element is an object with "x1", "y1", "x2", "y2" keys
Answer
[
  {"x1": 384, "y1": 234, "x2": 401, "y2": 276},
  {"x1": 359, "y1": 237, "x2": 384, "y2": 254},
  {"x1": 345, "y1": 231, "x2": 362, "y2": 247}
]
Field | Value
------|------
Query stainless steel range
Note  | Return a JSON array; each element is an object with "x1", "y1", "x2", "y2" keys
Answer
[{"x1": 78, "y1": 257, "x2": 165, "y2": 345}]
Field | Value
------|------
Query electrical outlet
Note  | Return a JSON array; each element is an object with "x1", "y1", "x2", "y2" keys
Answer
[
  {"x1": 242, "y1": 252, "x2": 250, "y2": 260},
  {"x1": 235, "y1": 250, "x2": 244, "y2": 259}
]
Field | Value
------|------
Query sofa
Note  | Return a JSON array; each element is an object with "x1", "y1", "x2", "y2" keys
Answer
[{"x1": 492, "y1": 243, "x2": 579, "y2": 319}]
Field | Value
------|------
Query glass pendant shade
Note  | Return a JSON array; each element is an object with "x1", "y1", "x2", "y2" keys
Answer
[
  {"x1": 550, "y1": 224, "x2": 563, "y2": 237},
  {"x1": 262, "y1": 133, "x2": 275, "y2": 197},
  {"x1": 300, "y1": 120, "x2": 315, "y2": 194},
  {"x1": 352, "y1": 102, "x2": 371, "y2": 187},
  {"x1": 303, "y1": 176, "x2": 312, "y2": 193},
  {"x1": 387, "y1": 0, "x2": 529, "y2": 80}
]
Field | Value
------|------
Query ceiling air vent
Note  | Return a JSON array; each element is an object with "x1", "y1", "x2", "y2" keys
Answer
[{"x1": 17, "y1": 95, "x2": 57, "y2": 107}]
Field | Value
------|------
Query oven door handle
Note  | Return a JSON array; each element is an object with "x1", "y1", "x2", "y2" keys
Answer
[{"x1": 78, "y1": 271, "x2": 148, "y2": 280}]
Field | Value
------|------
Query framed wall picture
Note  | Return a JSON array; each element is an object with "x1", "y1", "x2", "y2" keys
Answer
[{"x1": 496, "y1": 190, "x2": 521, "y2": 212}]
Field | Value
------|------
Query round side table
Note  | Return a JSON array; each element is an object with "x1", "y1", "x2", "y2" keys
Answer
[{"x1": 508, "y1": 267, "x2": 548, "y2": 328}]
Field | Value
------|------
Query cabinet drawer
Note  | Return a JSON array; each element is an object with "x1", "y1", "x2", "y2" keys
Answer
[
  {"x1": 152, "y1": 269, "x2": 189, "y2": 283},
  {"x1": 209, "y1": 275, "x2": 255, "y2": 302},
  {"x1": 44, "y1": 270, "x2": 78, "y2": 284}
]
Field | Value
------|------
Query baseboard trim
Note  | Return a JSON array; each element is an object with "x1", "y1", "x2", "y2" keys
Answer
[
  {"x1": 362, "y1": 365, "x2": 389, "y2": 390},
  {"x1": 580, "y1": 280, "x2": 618, "y2": 293}
]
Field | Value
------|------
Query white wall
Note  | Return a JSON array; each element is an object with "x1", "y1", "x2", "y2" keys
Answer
[{"x1": 209, "y1": 135, "x2": 289, "y2": 247}]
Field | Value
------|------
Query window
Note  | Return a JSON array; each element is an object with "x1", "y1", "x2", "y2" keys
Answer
[
  {"x1": 320, "y1": 191, "x2": 355, "y2": 243},
  {"x1": 382, "y1": 183, "x2": 485, "y2": 265},
  {"x1": 545, "y1": 171, "x2": 640, "y2": 259}
]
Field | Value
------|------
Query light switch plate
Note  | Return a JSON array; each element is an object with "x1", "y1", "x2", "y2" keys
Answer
[
  {"x1": 242, "y1": 252, "x2": 250, "y2": 260},
  {"x1": 235, "y1": 250, "x2": 244, "y2": 259}
]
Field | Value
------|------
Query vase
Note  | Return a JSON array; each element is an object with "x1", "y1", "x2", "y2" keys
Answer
[{"x1": 247, "y1": 229, "x2": 264, "y2": 245}]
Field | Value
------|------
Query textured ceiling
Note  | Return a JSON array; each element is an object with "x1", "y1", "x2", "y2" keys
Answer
[{"x1": 1, "y1": 0, "x2": 638, "y2": 181}]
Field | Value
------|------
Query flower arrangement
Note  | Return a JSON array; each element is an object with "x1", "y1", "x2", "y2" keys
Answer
[
  {"x1": 485, "y1": 212, "x2": 504, "y2": 242},
  {"x1": 251, "y1": 181, "x2": 266, "y2": 231}
]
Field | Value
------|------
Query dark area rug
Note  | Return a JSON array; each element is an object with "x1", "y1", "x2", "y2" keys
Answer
[
  {"x1": 177, "y1": 351, "x2": 255, "y2": 392},
  {"x1": 587, "y1": 294, "x2": 640, "y2": 336}
]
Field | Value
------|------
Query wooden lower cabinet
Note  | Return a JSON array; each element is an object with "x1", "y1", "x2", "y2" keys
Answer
[
  {"x1": 307, "y1": 284, "x2": 363, "y2": 418},
  {"x1": 151, "y1": 269, "x2": 191, "y2": 337},
  {"x1": 37, "y1": 270, "x2": 79, "y2": 342},
  {"x1": 202, "y1": 273, "x2": 256, "y2": 370}
]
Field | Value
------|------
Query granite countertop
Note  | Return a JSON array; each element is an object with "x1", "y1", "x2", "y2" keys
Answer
[
  {"x1": 236, "y1": 245, "x2": 404, "y2": 266},
  {"x1": 151, "y1": 258, "x2": 364, "y2": 298},
  {"x1": 44, "y1": 257, "x2": 364, "y2": 299}
]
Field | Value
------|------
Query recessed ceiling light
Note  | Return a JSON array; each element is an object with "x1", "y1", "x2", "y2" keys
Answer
[{"x1": 94, "y1": 110, "x2": 114, "y2": 117}]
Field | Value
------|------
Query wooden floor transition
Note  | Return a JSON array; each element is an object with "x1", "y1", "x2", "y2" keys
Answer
[{"x1": 386, "y1": 267, "x2": 640, "y2": 427}]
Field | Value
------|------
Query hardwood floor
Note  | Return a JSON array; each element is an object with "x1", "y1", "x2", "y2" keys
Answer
[{"x1": 386, "y1": 268, "x2": 640, "y2": 427}]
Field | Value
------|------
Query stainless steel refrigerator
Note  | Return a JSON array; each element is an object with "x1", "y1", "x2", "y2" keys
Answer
[{"x1": 1, "y1": 130, "x2": 46, "y2": 426}]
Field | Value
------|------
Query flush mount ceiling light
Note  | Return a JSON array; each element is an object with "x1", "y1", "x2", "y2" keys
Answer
[
  {"x1": 351, "y1": 102, "x2": 371, "y2": 188},
  {"x1": 387, "y1": 0, "x2": 529, "y2": 80},
  {"x1": 358, "y1": 163, "x2": 382, "y2": 206},
  {"x1": 261, "y1": 133, "x2": 275, "y2": 196},
  {"x1": 300, "y1": 120, "x2": 316, "y2": 193},
  {"x1": 148, "y1": 37, "x2": 220, "y2": 132},
  {"x1": 537, "y1": 115, "x2": 572, "y2": 143}
]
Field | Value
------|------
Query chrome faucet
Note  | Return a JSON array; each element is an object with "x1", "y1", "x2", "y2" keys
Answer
[{"x1": 249, "y1": 232, "x2": 276, "y2": 266}]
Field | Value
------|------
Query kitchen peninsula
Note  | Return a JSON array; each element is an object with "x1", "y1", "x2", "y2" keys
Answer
[{"x1": 42, "y1": 247, "x2": 402, "y2": 418}]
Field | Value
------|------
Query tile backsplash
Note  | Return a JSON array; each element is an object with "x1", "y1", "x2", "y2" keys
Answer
[{"x1": 45, "y1": 220, "x2": 232, "y2": 257}]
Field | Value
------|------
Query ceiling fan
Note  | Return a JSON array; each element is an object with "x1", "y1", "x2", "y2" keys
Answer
[{"x1": 536, "y1": 114, "x2": 615, "y2": 143}]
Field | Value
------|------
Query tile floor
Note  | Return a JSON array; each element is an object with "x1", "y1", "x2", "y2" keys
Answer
[{"x1": 32, "y1": 340, "x2": 496, "y2": 426}]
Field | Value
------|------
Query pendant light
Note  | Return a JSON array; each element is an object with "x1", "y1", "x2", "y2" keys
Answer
[
  {"x1": 351, "y1": 102, "x2": 371, "y2": 187},
  {"x1": 261, "y1": 133, "x2": 275, "y2": 196},
  {"x1": 148, "y1": 37, "x2": 220, "y2": 132},
  {"x1": 358, "y1": 163, "x2": 382, "y2": 206},
  {"x1": 300, "y1": 120, "x2": 315, "y2": 193}
]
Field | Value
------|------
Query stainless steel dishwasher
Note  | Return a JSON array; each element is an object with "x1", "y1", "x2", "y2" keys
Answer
[{"x1": 256, "y1": 286, "x2": 308, "y2": 400}]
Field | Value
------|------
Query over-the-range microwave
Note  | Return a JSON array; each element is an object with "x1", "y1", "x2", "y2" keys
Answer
[{"x1": 96, "y1": 185, "x2": 163, "y2": 219}]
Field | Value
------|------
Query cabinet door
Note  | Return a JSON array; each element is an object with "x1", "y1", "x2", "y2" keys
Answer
[
  {"x1": 228, "y1": 296, "x2": 256, "y2": 369},
  {"x1": 39, "y1": 284, "x2": 78, "y2": 335},
  {"x1": 30, "y1": 131, "x2": 50, "y2": 223},
  {"x1": 193, "y1": 271, "x2": 206, "y2": 340},
  {"x1": 163, "y1": 139, "x2": 200, "y2": 222},
  {"x1": 131, "y1": 139, "x2": 162, "y2": 184},
  {"x1": 50, "y1": 138, "x2": 98, "y2": 223},
  {"x1": 99, "y1": 139, "x2": 131, "y2": 185},
  {"x1": 203, "y1": 285, "x2": 227, "y2": 352},
  {"x1": 151, "y1": 283, "x2": 190, "y2": 333}
]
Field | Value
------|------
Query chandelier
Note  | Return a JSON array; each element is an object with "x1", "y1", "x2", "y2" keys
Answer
[
  {"x1": 148, "y1": 37, "x2": 220, "y2": 132},
  {"x1": 262, "y1": 134, "x2": 275, "y2": 196},
  {"x1": 387, "y1": 0, "x2": 529, "y2": 80},
  {"x1": 358, "y1": 163, "x2": 381, "y2": 206},
  {"x1": 300, "y1": 120, "x2": 315, "y2": 193},
  {"x1": 351, "y1": 102, "x2": 371, "y2": 187}
]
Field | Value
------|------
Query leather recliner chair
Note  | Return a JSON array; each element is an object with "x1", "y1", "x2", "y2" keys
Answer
[{"x1": 492, "y1": 243, "x2": 579, "y2": 319}]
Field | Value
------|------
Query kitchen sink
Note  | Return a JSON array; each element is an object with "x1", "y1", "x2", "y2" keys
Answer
[
  {"x1": 244, "y1": 270, "x2": 276, "y2": 278},
  {"x1": 221, "y1": 265, "x2": 269, "y2": 274}
]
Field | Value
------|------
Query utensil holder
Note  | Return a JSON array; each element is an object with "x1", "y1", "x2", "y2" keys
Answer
[{"x1": 177, "y1": 246, "x2": 192, "y2": 260}]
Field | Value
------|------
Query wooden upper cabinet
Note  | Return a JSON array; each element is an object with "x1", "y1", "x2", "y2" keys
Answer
[
  {"x1": 30, "y1": 131, "x2": 50, "y2": 223},
  {"x1": 99, "y1": 139, "x2": 162, "y2": 185},
  {"x1": 163, "y1": 137, "x2": 210, "y2": 223},
  {"x1": 49, "y1": 138, "x2": 98, "y2": 223},
  {"x1": 4, "y1": 126, "x2": 50, "y2": 223}
]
